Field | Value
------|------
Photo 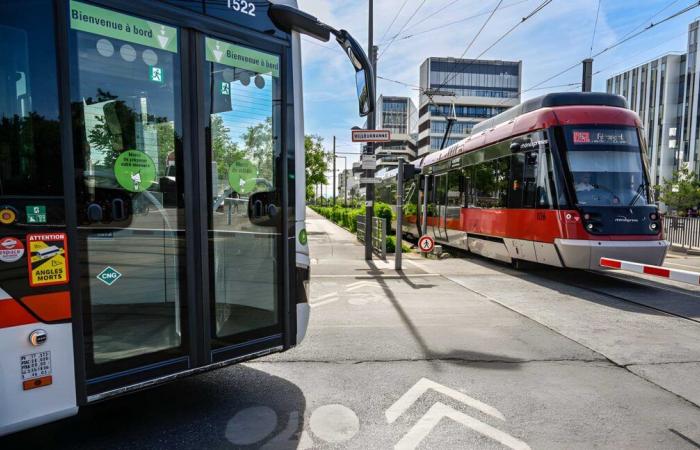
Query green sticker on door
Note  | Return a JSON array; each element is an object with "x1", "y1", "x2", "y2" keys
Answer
[
  {"x1": 228, "y1": 159, "x2": 257, "y2": 195},
  {"x1": 114, "y1": 150, "x2": 157, "y2": 192}
]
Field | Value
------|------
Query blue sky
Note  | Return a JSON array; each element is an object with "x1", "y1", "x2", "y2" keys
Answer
[{"x1": 298, "y1": 0, "x2": 697, "y2": 183}]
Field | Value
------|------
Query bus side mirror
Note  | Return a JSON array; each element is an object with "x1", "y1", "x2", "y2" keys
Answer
[
  {"x1": 268, "y1": 4, "x2": 375, "y2": 117},
  {"x1": 334, "y1": 30, "x2": 375, "y2": 117}
]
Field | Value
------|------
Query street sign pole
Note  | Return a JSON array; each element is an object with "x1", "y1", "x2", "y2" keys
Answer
[
  {"x1": 364, "y1": 0, "x2": 376, "y2": 261},
  {"x1": 395, "y1": 158, "x2": 404, "y2": 271}
]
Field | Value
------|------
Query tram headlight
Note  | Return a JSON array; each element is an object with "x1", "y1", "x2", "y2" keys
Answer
[
  {"x1": 583, "y1": 213, "x2": 591, "y2": 220},
  {"x1": 649, "y1": 213, "x2": 659, "y2": 221},
  {"x1": 650, "y1": 223, "x2": 659, "y2": 231},
  {"x1": 586, "y1": 223, "x2": 594, "y2": 230}
]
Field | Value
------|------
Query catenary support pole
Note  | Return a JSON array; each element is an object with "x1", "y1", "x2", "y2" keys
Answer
[
  {"x1": 364, "y1": 0, "x2": 376, "y2": 260},
  {"x1": 582, "y1": 58, "x2": 593, "y2": 92}
]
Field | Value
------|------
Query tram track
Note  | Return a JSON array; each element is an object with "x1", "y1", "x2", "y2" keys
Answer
[{"x1": 526, "y1": 266, "x2": 700, "y2": 325}]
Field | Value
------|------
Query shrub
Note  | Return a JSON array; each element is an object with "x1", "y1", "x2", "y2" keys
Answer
[{"x1": 385, "y1": 236, "x2": 411, "y2": 254}]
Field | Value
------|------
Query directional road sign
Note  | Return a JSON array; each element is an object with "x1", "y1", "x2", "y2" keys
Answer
[{"x1": 351, "y1": 129, "x2": 391, "y2": 142}]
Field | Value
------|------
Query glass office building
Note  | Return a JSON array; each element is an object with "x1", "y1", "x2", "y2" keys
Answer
[
  {"x1": 375, "y1": 95, "x2": 418, "y2": 170},
  {"x1": 417, "y1": 57, "x2": 521, "y2": 155},
  {"x1": 607, "y1": 20, "x2": 700, "y2": 187}
]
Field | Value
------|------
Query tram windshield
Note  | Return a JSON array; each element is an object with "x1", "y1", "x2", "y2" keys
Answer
[{"x1": 564, "y1": 126, "x2": 650, "y2": 207}]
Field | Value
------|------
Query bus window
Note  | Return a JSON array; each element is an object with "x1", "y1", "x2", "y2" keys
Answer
[{"x1": 0, "y1": 2, "x2": 63, "y2": 200}]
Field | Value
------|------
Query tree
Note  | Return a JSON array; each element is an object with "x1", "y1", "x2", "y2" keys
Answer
[
  {"x1": 657, "y1": 168, "x2": 700, "y2": 215},
  {"x1": 305, "y1": 135, "x2": 329, "y2": 201},
  {"x1": 211, "y1": 115, "x2": 244, "y2": 181},
  {"x1": 240, "y1": 116, "x2": 273, "y2": 182}
]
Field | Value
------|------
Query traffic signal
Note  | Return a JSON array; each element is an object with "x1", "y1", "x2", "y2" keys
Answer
[{"x1": 401, "y1": 162, "x2": 417, "y2": 181}]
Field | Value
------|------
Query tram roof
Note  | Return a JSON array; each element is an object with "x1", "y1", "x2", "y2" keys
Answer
[
  {"x1": 470, "y1": 92, "x2": 628, "y2": 135},
  {"x1": 418, "y1": 92, "x2": 633, "y2": 169}
]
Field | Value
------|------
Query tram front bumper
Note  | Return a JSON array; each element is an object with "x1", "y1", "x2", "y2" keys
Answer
[{"x1": 555, "y1": 238, "x2": 670, "y2": 270}]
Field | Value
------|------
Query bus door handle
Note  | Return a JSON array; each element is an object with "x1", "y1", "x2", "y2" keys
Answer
[
  {"x1": 87, "y1": 203, "x2": 103, "y2": 223},
  {"x1": 253, "y1": 200, "x2": 263, "y2": 218}
]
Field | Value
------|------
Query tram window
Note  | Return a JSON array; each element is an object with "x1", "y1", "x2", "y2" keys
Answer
[
  {"x1": 436, "y1": 174, "x2": 447, "y2": 206},
  {"x1": 510, "y1": 149, "x2": 548, "y2": 209},
  {"x1": 446, "y1": 170, "x2": 463, "y2": 218},
  {"x1": 470, "y1": 157, "x2": 508, "y2": 208},
  {"x1": 0, "y1": 2, "x2": 62, "y2": 197}
]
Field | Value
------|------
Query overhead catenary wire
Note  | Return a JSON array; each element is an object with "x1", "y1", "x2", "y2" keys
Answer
[
  {"x1": 430, "y1": 0, "x2": 505, "y2": 94},
  {"x1": 378, "y1": 0, "x2": 411, "y2": 45},
  {"x1": 378, "y1": 0, "x2": 428, "y2": 60},
  {"x1": 386, "y1": 0, "x2": 531, "y2": 43},
  {"x1": 589, "y1": 0, "x2": 602, "y2": 58},
  {"x1": 518, "y1": 0, "x2": 700, "y2": 100},
  {"x1": 432, "y1": 0, "x2": 553, "y2": 95}
]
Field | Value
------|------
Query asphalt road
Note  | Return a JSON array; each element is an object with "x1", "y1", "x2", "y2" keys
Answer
[{"x1": 3, "y1": 208, "x2": 700, "y2": 449}]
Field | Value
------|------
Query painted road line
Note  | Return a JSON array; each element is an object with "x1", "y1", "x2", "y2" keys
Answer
[
  {"x1": 395, "y1": 402, "x2": 530, "y2": 450},
  {"x1": 404, "y1": 259, "x2": 433, "y2": 273},
  {"x1": 311, "y1": 274, "x2": 443, "y2": 278}
]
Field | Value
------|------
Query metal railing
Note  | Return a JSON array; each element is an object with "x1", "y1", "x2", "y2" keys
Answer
[
  {"x1": 664, "y1": 216, "x2": 700, "y2": 250},
  {"x1": 357, "y1": 215, "x2": 387, "y2": 259}
]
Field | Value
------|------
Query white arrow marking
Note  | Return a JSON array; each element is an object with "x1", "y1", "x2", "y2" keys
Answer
[
  {"x1": 314, "y1": 292, "x2": 337, "y2": 301},
  {"x1": 310, "y1": 297, "x2": 339, "y2": 308},
  {"x1": 346, "y1": 281, "x2": 379, "y2": 292},
  {"x1": 395, "y1": 402, "x2": 531, "y2": 450},
  {"x1": 212, "y1": 49, "x2": 223, "y2": 62},
  {"x1": 386, "y1": 378, "x2": 505, "y2": 424}
]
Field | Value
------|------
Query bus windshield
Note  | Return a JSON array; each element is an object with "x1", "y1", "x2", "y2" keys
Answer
[{"x1": 564, "y1": 126, "x2": 650, "y2": 207}]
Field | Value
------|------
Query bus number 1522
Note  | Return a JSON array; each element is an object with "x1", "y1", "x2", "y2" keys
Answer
[{"x1": 228, "y1": 0, "x2": 256, "y2": 16}]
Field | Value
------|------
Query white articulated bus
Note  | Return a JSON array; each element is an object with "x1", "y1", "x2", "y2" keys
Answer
[{"x1": 0, "y1": 0, "x2": 374, "y2": 435}]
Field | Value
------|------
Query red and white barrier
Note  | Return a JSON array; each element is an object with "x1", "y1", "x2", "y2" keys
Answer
[{"x1": 600, "y1": 257, "x2": 700, "y2": 285}]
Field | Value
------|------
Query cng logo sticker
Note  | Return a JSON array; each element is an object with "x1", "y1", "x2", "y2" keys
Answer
[{"x1": 97, "y1": 266, "x2": 122, "y2": 286}]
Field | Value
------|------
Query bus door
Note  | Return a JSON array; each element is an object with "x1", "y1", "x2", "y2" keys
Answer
[
  {"x1": 202, "y1": 34, "x2": 284, "y2": 361},
  {"x1": 66, "y1": 2, "x2": 286, "y2": 396}
]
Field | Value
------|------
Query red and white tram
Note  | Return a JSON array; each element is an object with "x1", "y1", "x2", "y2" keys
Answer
[{"x1": 398, "y1": 92, "x2": 669, "y2": 269}]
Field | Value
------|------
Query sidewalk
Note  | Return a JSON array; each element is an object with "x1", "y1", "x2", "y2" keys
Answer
[{"x1": 252, "y1": 208, "x2": 700, "y2": 448}]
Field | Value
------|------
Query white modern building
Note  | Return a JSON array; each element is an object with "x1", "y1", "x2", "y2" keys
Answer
[
  {"x1": 374, "y1": 95, "x2": 418, "y2": 170},
  {"x1": 607, "y1": 19, "x2": 700, "y2": 184},
  {"x1": 417, "y1": 57, "x2": 521, "y2": 156}
]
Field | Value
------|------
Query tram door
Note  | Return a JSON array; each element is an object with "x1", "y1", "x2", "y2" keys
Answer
[
  {"x1": 67, "y1": 2, "x2": 284, "y2": 394},
  {"x1": 433, "y1": 173, "x2": 447, "y2": 241}
]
